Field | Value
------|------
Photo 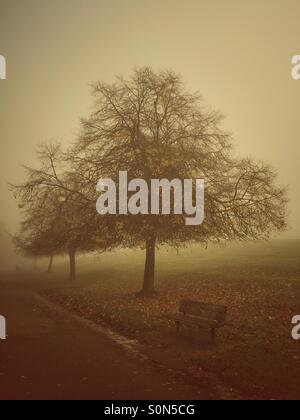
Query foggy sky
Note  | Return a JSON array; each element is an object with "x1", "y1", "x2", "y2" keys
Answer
[{"x1": 0, "y1": 0, "x2": 299, "y2": 240}]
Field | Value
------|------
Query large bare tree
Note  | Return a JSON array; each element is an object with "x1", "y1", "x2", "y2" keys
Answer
[{"x1": 72, "y1": 67, "x2": 287, "y2": 296}]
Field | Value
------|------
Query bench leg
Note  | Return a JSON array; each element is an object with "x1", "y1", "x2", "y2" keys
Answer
[{"x1": 176, "y1": 321, "x2": 181, "y2": 333}]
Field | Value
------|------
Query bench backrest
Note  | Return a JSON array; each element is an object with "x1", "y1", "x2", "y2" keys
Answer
[{"x1": 179, "y1": 300, "x2": 227, "y2": 323}]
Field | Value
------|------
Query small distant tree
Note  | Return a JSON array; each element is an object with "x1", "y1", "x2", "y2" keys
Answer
[
  {"x1": 73, "y1": 67, "x2": 288, "y2": 296},
  {"x1": 14, "y1": 224, "x2": 59, "y2": 273},
  {"x1": 12, "y1": 143, "x2": 112, "y2": 281}
]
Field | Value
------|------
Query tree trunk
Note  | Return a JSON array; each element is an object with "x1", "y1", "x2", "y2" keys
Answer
[
  {"x1": 47, "y1": 255, "x2": 54, "y2": 273},
  {"x1": 139, "y1": 235, "x2": 157, "y2": 297},
  {"x1": 69, "y1": 249, "x2": 76, "y2": 282}
]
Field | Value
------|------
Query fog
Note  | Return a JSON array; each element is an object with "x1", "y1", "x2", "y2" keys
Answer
[{"x1": 0, "y1": 0, "x2": 299, "y2": 268}]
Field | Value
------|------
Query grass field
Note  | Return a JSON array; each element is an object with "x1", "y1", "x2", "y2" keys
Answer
[{"x1": 41, "y1": 239, "x2": 300, "y2": 400}]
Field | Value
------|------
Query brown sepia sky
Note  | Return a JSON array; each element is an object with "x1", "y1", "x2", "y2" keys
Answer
[{"x1": 0, "y1": 0, "x2": 299, "y2": 239}]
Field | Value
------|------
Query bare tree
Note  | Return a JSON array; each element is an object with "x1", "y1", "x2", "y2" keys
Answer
[
  {"x1": 14, "y1": 223, "x2": 59, "y2": 273},
  {"x1": 72, "y1": 67, "x2": 287, "y2": 296},
  {"x1": 12, "y1": 143, "x2": 111, "y2": 281}
]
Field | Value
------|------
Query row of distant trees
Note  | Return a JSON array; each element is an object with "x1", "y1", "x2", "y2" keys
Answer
[{"x1": 11, "y1": 68, "x2": 288, "y2": 296}]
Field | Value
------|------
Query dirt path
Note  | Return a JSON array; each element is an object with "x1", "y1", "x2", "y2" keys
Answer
[{"x1": 0, "y1": 276, "x2": 211, "y2": 400}]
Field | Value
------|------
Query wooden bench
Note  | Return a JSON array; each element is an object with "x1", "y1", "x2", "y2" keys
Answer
[{"x1": 167, "y1": 300, "x2": 227, "y2": 344}]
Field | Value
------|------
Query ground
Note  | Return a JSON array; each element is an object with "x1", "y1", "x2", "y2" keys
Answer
[
  {"x1": 1, "y1": 240, "x2": 299, "y2": 400},
  {"x1": 0, "y1": 277, "x2": 213, "y2": 400}
]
